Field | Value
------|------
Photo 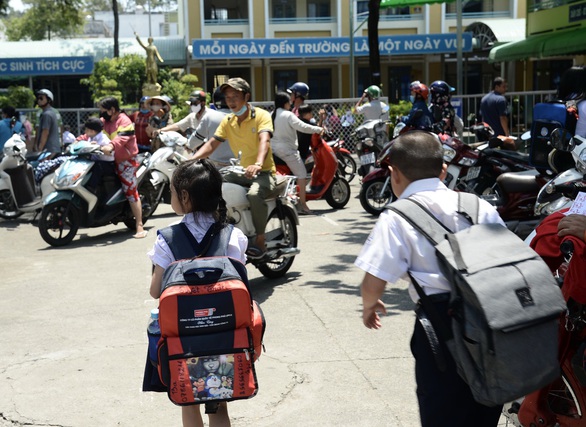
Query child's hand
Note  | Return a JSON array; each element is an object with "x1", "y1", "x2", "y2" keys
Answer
[
  {"x1": 101, "y1": 144, "x2": 114, "y2": 155},
  {"x1": 363, "y1": 299, "x2": 386, "y2": 329}
]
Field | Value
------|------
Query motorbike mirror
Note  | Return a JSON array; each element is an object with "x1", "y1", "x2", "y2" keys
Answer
[{"x1": 551, "y1": 128, "x2": 575, "y2": 152}]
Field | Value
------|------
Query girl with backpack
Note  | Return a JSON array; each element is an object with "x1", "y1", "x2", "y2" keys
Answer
[{"x1": 144, "y1": 158, "x2": 248, "y2": 427}]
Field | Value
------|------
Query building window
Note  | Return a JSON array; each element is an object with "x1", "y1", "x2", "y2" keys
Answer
[
  {"x1": 274, "y1": 70, "x2": 298, "y2": 93},
  {"x1": 357, "y1": 0, "x2": 419, "y2": 19},
  {"x1": 204, "y1": 0, "x2": 248, "y2": 22},
  {"x1": 308, "y1": 0, "x2": 331, "y2": 18},
  {"x1": 308, "y1": 69, "x2": 332, "y2": 99},
  {"x1": 273, "y1": 0, "x2": 296, "y2": 18},
  {"x1": 446, "y1": 0, "x2": 510, "y2": 17}
]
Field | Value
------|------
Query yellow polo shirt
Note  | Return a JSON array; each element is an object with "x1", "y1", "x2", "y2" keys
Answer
[{"x1": 214, "y1": 105, "x2": 276, "y2": 173}]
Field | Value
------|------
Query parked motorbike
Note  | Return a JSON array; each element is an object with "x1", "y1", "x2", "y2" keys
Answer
[
  {"x1": 354, "y1": 119, "x2": 389, "y2": 178},
  {"x1": 503, "y1": 230, "x2": 586, "y2": 427},
  {"x1": 305, "y1": 137, "x2": 357, "y2": 183},
  {"x1": 220, "y1": 158, "x2": 300, "y2": 279},
  {"x1": 0, "y1": 134, "x2": 57, "y2": 219},
  {"x1": 443, "y1": 135, "x2": 533, "y2": 196},
  {"x1": 38, "y1": 141, "x2": 158, "y2": 246},
  {"x1": 276, "y1": 133, "x2": 351, "y2": 210}
]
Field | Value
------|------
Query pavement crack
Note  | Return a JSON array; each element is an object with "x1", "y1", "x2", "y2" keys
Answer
[{"x1": 0, "y1": 412, "x2": 69, "y2": 427}]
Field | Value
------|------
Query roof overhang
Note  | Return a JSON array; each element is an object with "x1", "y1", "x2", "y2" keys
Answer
[{"x1": 489, "y1": 27, "x2": 586, "y2": 62}]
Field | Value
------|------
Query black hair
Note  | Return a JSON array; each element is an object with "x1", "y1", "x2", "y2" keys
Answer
[
  {"x1": 388, "y1": 131, "x2": 443, "y2": 182},
  {"x1": 2, "y1": 106, "x2": 17, "y2": 118},
  {"x1": 492, "y1": 77, "x2": 505, "y2": 90},
  {"x1": 171, "y1": 159, "x2": 228, "y2": 227},
  {"x1": 271, "y1": 91, "x2": 291, "y2": 124},
  {"x1": 84, "y1": 117, "x2": 103, "y2": 133},
  {"x1": 98, "y1": 96, "x2": 120, "y2": 112},
  {"x1": 298, "y1": 104, "x2": 313, "y2": 116},
  {"x1": 557, "y1": 66, "x2": 586, "y2": 102}
]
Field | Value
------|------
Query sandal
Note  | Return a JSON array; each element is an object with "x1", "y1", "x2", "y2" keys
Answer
[
  {"x1": 133, "y1": 230, "x2": 149, "y2": 239},
  {"x1": 298, "y1": 208, "x2": 315, "y2": 216},
  {"x1": 246, "y1": 245, "x2": 267, "y2": 260}
]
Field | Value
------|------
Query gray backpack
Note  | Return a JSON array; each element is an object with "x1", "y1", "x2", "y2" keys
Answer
[{"x1": 389, "y1": 192, "x2": 566, "y2": 406}]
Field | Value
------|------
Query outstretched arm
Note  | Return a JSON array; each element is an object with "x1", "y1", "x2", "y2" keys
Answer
[
  {"x1": 134, "y1": 32, "x2": 146, "y2": 49},
  {"x1": 155, "y1": 48, "x2": 164, "y2": 63}
]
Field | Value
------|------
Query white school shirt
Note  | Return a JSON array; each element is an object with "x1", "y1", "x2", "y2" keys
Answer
[
  {"x1": 270, "y1": 108, "x2": 322, "y2": 157},
  {"x1": 148, "y1": 212, "x2": 248, "y2": 272},
  {"x1": 354, "y1": 178, "x2": 505, "y2": 303}
]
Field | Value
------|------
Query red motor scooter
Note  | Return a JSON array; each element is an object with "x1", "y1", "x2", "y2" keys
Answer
[
  {"x1": 275, "y1": 133, "x2": 351, "y2": 209},
  {"x1": 304, "y1": 137, "x2": 357, "y2": 183}
]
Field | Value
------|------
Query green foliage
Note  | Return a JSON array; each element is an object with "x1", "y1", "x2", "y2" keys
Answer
[
  {"x1": 387, "y1": 100, "x2": 413, "y2": 135},
  {"x1": 0, "y1": 86, "x2": 36, "y2": 109},
  {"x1": 83, "y1": 54, "x2": 200, "y2": 116},
  {"x1": 81, "y1": 54, "x2": 145, "y2": 105},
  {"x1": 4, "y1": 0, "x2": 85, "y2": 41}
]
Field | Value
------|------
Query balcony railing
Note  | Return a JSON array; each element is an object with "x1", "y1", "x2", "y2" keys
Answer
[
  {"x1": 269, "y1": 16, "x2": 336, "y2": 24},
  {"x1": 528, "y1": 0, "x2": 580, "y2": 12},
  {"x1": 445, "y1": 10, "x2": 511, "y2": 19},
  {"x1": 204, "y1": 18, "x2": 249, "y2": 25}
]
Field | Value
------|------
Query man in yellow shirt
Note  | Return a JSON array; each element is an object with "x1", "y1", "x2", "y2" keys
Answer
[{"x1": 192, "y1": 77, "x2": 276, "y2": 258}]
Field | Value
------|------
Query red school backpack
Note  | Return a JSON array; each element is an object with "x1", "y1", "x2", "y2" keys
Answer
[{"x1": 156, "y1": 222, "x2": 265, "y2": 406}]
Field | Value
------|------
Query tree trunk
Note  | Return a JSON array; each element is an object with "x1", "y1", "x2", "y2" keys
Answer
[
  {"x1": 113, "y1": 0, "x2": 119, "y2": 57},
  {"x1": 367, "y1": 0, "x2": 381, "y2": 86}
]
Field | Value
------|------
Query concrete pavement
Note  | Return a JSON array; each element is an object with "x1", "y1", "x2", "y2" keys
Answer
[{"x1": 0, "y1": 177, "x2": 508, "y2": 426}]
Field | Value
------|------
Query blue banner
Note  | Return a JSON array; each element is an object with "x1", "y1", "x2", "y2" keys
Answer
[
  {"x1": 192, "y1": 34, "x2": 473, "y2": 60},
  {"x1": 0, "y1": 57, "x2": 94, "y2": 76}
]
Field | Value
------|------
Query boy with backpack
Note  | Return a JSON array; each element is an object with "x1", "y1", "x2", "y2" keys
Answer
[{"x1": 355, "y1": 131, "x2": 505, "y2": 426}]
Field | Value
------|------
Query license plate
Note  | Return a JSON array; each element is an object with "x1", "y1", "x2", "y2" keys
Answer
[
  {"x1": 360, "y1": 152, "x2": 376, "y2": 165},
  {"x1": 466, "y1": 166, "x2": 481, "y2": 180}
]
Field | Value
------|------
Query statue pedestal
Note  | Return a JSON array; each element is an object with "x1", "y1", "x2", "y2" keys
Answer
[{"x1": 142, "y1": 83, "x2": 162, "y2": 97}]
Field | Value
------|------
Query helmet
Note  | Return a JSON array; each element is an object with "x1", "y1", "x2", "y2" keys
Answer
[
  {"x1": 36, "y1": 89, "x2": 54, "y2": 102},
  {"x1": 430, "y1": 80, "x2": 454, "y2": 97},
  {"x1": 409, "y1": 81, "x2": 429, "y2": 102},
  {"x1": 365, "y1": 85, "x2": 382, "y2": 99},
  {"x1": 213, "y1": 87, "x2": 228, "y2": 109},
  {"x1": 287, "y1": 82, "x2": 309, "y2": 98},
  {"x1": 186, "y1": 90, "x2": 207, "y2": 105},
  {"x1": 139, "y1": 96, "x2": 150, "y2": 104}
]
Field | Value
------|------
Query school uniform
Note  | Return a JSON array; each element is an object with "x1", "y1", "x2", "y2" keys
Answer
[{"x1": 355, "y1": 178, "x2": 505, "y2": 427}]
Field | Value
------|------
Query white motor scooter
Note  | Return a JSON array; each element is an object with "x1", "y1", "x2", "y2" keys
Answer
[
  {"x1": 220, "y1": 157, "x2": 300, "y2": 279},
  {"x1": 139, "y1": 131, "x2": 191, "y2": 215},
  {"x1": 0, "y1": 134, "x2": 56, "y2": 219}
]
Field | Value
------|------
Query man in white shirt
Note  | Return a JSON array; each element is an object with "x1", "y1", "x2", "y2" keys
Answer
[
  {"x1": 355, "y1": 131, "x2": 504, "y2": 427},
  {"x1": 189, "y1": 87, "x2": 234, "y2": 167},
  {"x1": 355, "y1": 85, "x2": 389, "y2": 121},
  {"x1": 153, "y1": 90, "x2": 207, "y2": 139}
]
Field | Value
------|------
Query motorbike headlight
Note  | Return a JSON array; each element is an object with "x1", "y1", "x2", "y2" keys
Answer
[
  {"x1": 54, "y1": 172, "x2": 84, "y2": 187},
  {"x1": 576, "y1": 148, "x2": 586, "y2": 174},
  {"x1": 535, "y1": 196, "x2": 572, "y2": 217},
  {"x1": 443, "y1": 147, "x2": 456, "y2": 162},
  {"x1": 356, "y1": 128, "x2": 369, "y2": 139},
  {"x1": 458, "y1": 157, "x2": 477, "y2": 167}
]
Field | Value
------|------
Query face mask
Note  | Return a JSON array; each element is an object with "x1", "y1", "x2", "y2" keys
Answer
[
  {"x1": 151, "y1": 105, "x2": 162, "y2": 112},
  {"x1": 100, "y1": 111, "x2": 111, "y2": 121},
  {"x1": 409, "y1": 95, "x2": 415, "y2": 103},
  {"x1": 140, "y1": 108, "x2": 150, "y2": 114},
  {"x1": 231, "y1": 104, "x2": 248, "y2": 117},
  {"x1": 190, "y1": 104, "x2": 202, "y2": 114}
]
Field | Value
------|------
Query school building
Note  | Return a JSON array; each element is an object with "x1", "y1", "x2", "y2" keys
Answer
[{"x1": 1, "y1": 0, "x2": 585, "y2": 106}]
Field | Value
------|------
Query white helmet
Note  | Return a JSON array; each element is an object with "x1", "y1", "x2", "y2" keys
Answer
[{"x1": 37, "y1": 89, "x2": 54, "y2": 102}]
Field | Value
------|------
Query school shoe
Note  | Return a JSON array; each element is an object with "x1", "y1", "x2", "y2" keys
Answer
[{"x1": 246, "y1": 245, "x2": 267, "y2": 260}]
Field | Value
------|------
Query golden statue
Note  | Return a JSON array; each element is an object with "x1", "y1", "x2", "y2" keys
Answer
[{"x1": 135, "y1": 32, "x2": 164, "y2": 86}]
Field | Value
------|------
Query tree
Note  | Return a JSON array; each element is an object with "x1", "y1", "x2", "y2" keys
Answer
[
  {"x1": 4, "y1": 0, "x2": 85, "y2": 40},
  {"x1": 0, "y1": 0, "x2": 8, "y2": 15},
  {"x1": 112, "y1": 0, "x2": 119, "y2": 57},
  {"x1": 367, "y1": 0, "x2": 381, "y2": 87}
]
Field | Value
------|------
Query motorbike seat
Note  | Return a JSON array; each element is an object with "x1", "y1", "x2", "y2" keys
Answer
[
  {"x1": 496, "y1": 170, "x2": 542, "y2": 194},
  {"x1": 483, "y1": 148, "x2": 530, "y2": 165}
]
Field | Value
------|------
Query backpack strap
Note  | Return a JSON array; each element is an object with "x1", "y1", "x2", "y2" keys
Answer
[
  {"x1": 456, "y1": 192, "x2": 479, "y2": 225},
  {"x1": 388, "y1": 198, "x2": 451, "y2": 246},
  {"x1": 158, "y1": 222, "x2": 234, "y2": 261}
]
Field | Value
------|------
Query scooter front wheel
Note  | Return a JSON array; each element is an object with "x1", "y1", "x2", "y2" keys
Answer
[
  {"x1": 336, "y1": 152, "x2": 357, "y2": 183},
  {"x1": 39, "y1": 200, "x2": 79, "y2": 247},
  {"x1": 257, "y1": 207, "x2": 298, "y2": 279},
  {"x1": 325, "y1": 176, "x2": 351, "y2": 209},
  {"x1": 359, "y1": 177, "x2": 395, "y2": 216},
  {"x1": 0, "y1": 189, "x2": 23, "y2": 219}
]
